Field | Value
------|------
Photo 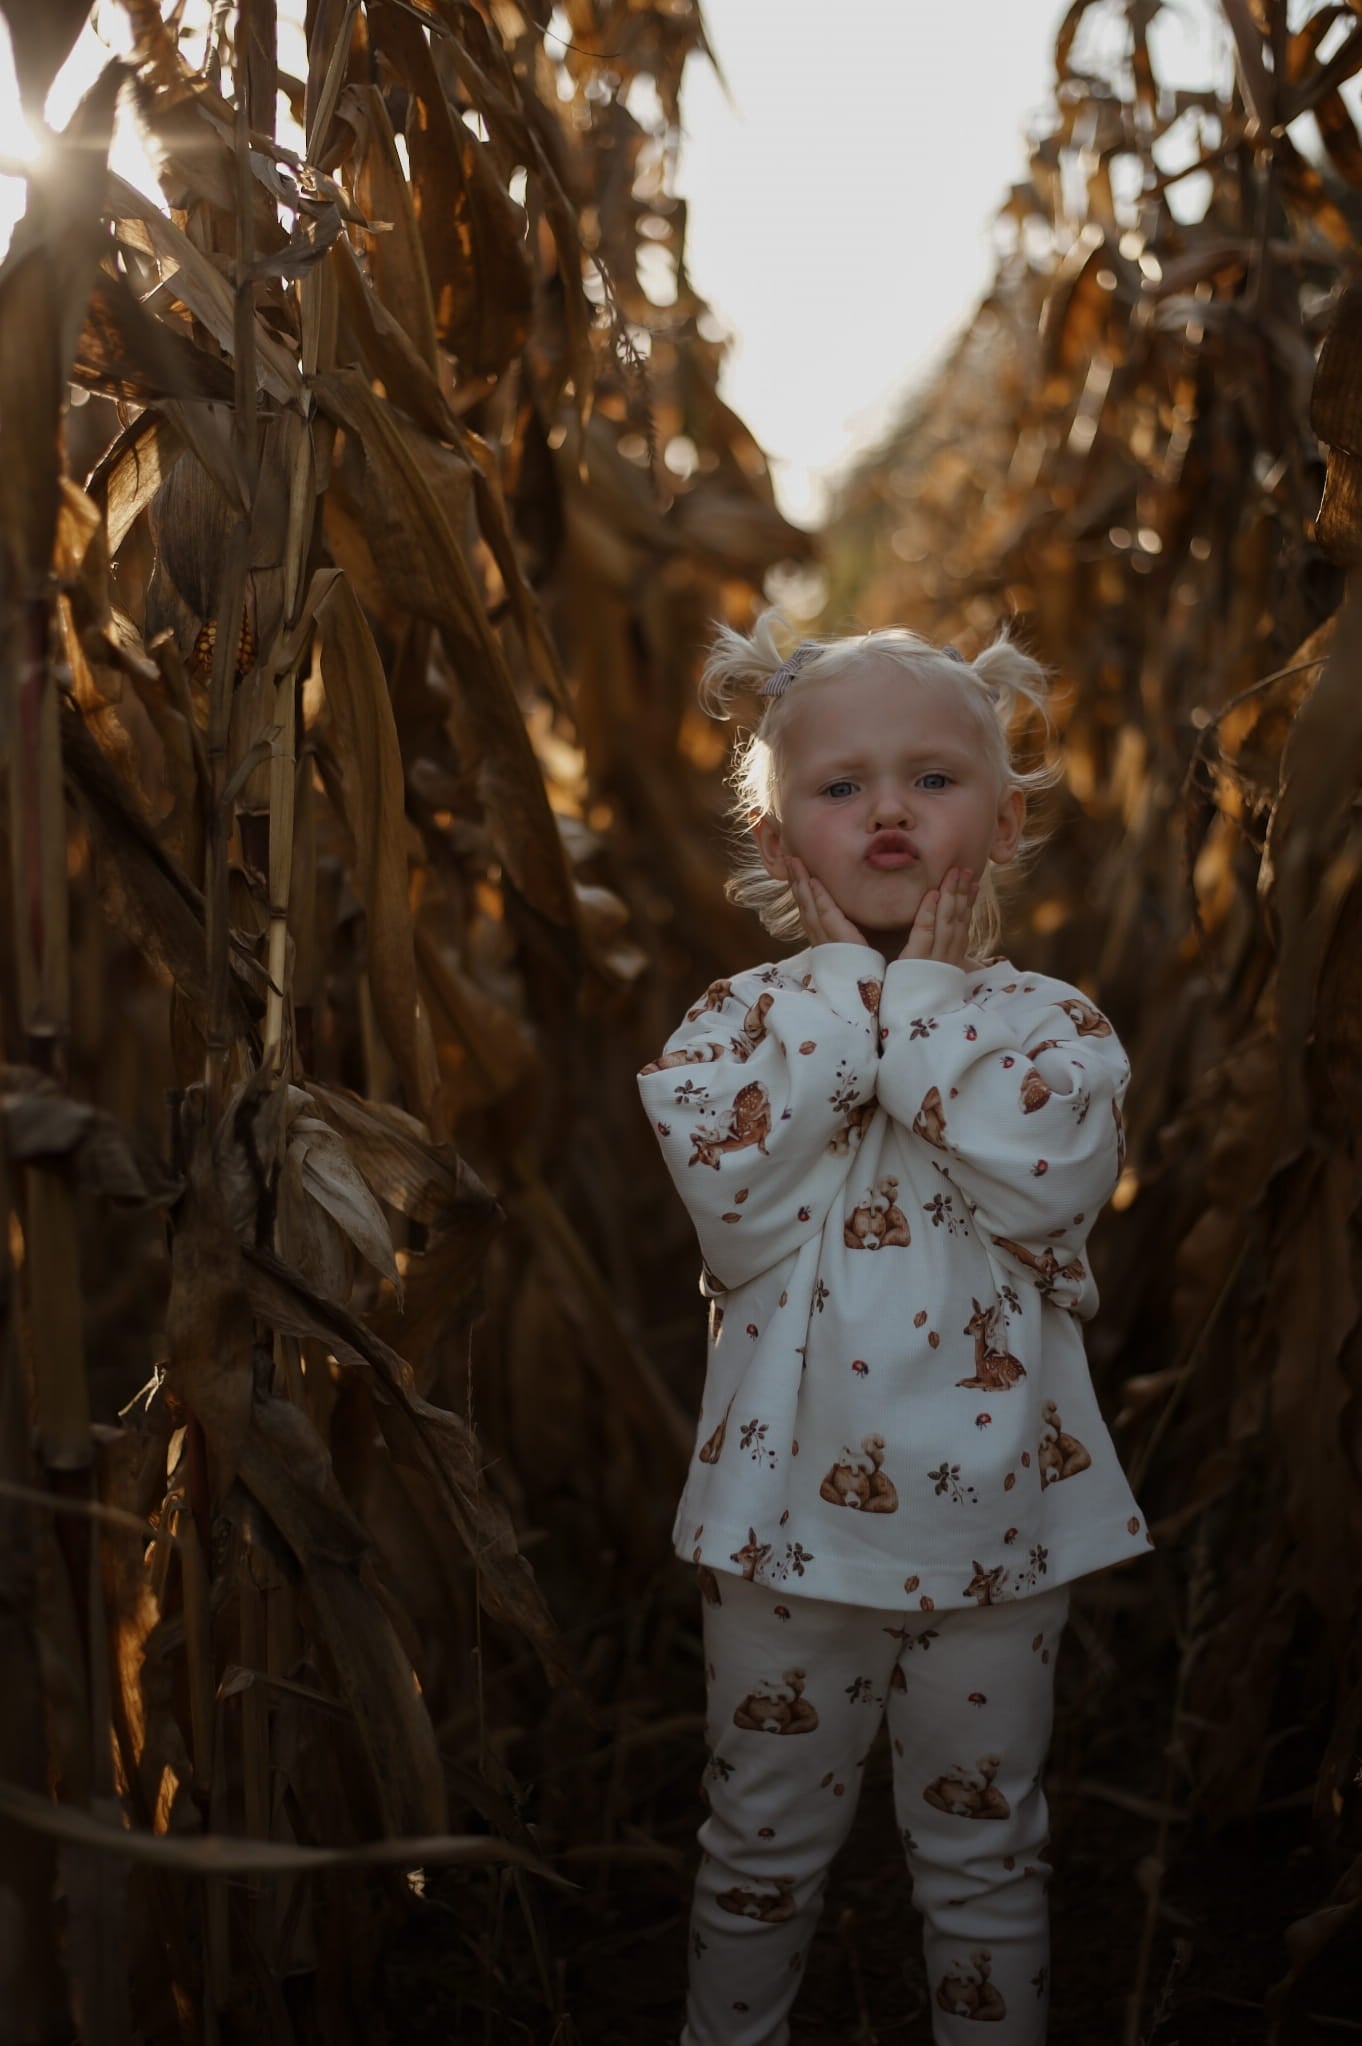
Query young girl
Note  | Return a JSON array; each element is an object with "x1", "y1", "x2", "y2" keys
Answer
[{"x1": 637, "y1": 614, "x2": 1150, "y2": 2045}]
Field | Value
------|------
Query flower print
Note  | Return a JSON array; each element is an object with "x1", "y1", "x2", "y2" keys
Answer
[
  {"x1": 1000, "y1": 1283, "x2": 1022, "y2": 1316},
  {"x1": 656, "y1": 1121, "x2": 671, "y2": 1135},
  {"x1": 851, "y1": 1359, "x2": 870, "y2": 1377},
  {"x1": 975, "y1": 1413, "x2": 991, "y2": 1428},
  {"x1": 1004, "y1": 1527, "x2": 1018, "y2": 1543},
  {"x1": 908, "y1": 1016, "x2": 937, "y2": 1041},
  {"x1": 845, "y1": 1675, "x2": 874, "y2": 1705},
  {"x1": 674, "y1": 1078, "x2": 708, "y2": 1103}
]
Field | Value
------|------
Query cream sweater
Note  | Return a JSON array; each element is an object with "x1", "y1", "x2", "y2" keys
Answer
[{"x1": 638, "y1": 943, "x2": 1151, "y2": 1611}]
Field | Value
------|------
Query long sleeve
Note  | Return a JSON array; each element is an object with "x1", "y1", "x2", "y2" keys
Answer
[
  {"x1": 638, "y1": 944, "x2": 884, "y2": 1290},
  {"x1": 875, "y1": 960, "x2": 1129, "y2": 1313}
]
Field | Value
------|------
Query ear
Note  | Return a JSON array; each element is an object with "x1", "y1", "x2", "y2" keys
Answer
[
  {"x1": 751, "y1": 812, "x2": 789, "y2": 881},
  {"x1": 989, "y1": 788, "x2": 1026, "y2": 867}
]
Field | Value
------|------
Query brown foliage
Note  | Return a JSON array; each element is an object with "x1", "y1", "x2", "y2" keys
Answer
[
  {"x1": 823, "y1": 4, "x2": 1362, "y2": 2031},
  {"x1": 0, "y1": 2, "x2": 807, "y2": 2038}
]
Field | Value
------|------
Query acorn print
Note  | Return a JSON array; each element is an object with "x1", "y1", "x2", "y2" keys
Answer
[{"x1": 904, "y1": 1575, "x2": 920, "y2": 1593}]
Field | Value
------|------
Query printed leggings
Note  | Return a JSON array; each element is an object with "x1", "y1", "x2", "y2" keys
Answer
[{"x1": 682, "y1": 1575, "x2": 1070, "y2": 2046}]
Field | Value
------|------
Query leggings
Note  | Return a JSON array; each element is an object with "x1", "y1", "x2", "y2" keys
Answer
[{"x1": 683, "y1": 1575, "x2": 1070, "y2": 2046}]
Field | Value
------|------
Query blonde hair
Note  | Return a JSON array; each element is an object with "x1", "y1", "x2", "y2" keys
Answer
[{"x1": 700, "y1": 610, "x2": 1059, "y2": 956}]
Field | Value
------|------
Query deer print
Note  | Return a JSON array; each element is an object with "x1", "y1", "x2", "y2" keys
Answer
[
  {"x1": 843, "y1": 1177, "x2": 912, "y2": 1249},
  {"x1": 923, "y1": 1755, "x2": 1011, "y2": 1821},
  {"x1": 827, "y1": 1099, "x2": 875, "y2": 1156},
  {"x1": 689, "y1": 1082, "x2": 772, "y2": 1169},
  {"x1": 1038, "y1": 1400, "x2": 1091, "y2": 1485},
  {"x1": 913, "y1": 1086, "x2": 949, "y2": 1148},
  {"x1": 1057, "y1": 997, "x2": 1112, "y2": 1037},
  {"x1": 936, "y1": 1950, "x2": 1007, "y2": 2023},
  {"x1": 717, "y1": 1877, "x2": 798, "y2": 1922},
  {"x1": 685, "y1": 979, "x2": 733, "y2": 1021},
  {"x1": 989, "y1": 1237, "x2": 1087, "y2": 1290},
  {"x1": 1019, "y1": 1067, "x2": 1051, "y2": 1113},
  {"x1": 819, "y1": 1434, "x2": 899, "y2": 1513},
  {"x1": 732, "y1": 991, "x2": 775, "y2": 1061},
  {"x1": 730, "y1": 1529, "x2": 771, "y2": 1580},
  {"x1": 956, "y1": 1301, "x2": 1026, "y2": 1391},
  {"x1": 733, "y1": 1668, "x2": 819, "y2": 1736},
  {"x1": 963, "y1": 1561, "x2": 1009, "y2": 1606},
  {"x1": 639, "y1": 1041, "x2": 724, "y2": 1075}
]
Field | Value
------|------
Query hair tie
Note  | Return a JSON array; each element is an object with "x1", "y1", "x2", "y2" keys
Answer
[
  {"x1": 941, "y1": 644, "x2": 965, "y2": 662},
  {"x1": 760, "y1": 641, "x2": 820, "y2": 698}
]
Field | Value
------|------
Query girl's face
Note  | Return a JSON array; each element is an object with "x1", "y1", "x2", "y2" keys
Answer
[{"x1": 751, "y1": 658, "x2": 1025, "y2": 954}]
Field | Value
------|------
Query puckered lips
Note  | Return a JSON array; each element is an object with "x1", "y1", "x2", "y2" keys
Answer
[{"x1": 864, "y1": 830, "x2": 918, "y2": 870}]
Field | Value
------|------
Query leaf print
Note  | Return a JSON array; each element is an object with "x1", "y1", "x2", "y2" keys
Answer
[
  {"x1": 845, "y1": 1675, "x2": 874, "y2": 1705},
  {"x1": 928, "y1": 1462, "x2": 979, "y2": 1505},
  {"x1": 739, "y1": 1418, "x2": 777, "y2": 1468},
  {"x1": 914, "y1": 1310, "x2": 927, "y2": 1327},
  {"x1": 799, "y1": 1041, "x2": 817, "y2": 1055},
  {"x1": 813, "y1": 1279, "x2": 830, "y2": 1313},
  {"x1": 908, "y1": 1016, "x2": 937, "y2": 1041}
]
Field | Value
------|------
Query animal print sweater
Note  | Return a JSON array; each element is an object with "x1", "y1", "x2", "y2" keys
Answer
[{"x1": 638, "y1": 944, "x2": 1151, "y2": 1611}]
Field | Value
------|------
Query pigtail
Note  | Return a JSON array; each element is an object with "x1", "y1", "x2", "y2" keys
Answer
[
  {"x1": 699, "y1": 608, "x2": 810, "y2": 729},
  {"x1": 969, "y1": 633, "x2": 1054, "y2": 743}
]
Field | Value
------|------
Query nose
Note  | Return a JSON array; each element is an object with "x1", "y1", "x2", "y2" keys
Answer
[{"x1": 869, "y1": 786, "x2": 914, "y2": 829}]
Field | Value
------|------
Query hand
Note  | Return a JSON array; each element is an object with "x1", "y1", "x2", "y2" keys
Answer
[
  {"x1": 899, "y1": 867, "x2": 977, "y2": 967},
  {"x1": 787, "y1": 857, "x2": 871, "y2": 948}
]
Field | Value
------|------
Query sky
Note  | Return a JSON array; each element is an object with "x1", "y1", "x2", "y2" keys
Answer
[
  {"x1": 0, "y1": 0, "x2": 1236, "y2": 526},
  {"x1": 677, "y1": 0, "x2": 1075, "y2": 522}
]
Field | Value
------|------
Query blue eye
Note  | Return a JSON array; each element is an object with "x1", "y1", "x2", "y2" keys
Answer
[
  {"x1": 824, "y1": 780, "x2": 858, "y2": 799},
  {"x1": 918, "y1": 772, "x2": 951, "y2": 791}
]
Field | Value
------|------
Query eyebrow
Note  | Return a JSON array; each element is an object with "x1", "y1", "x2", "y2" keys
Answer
[{"x1": 809, "y1": 744, "x2": 977, "y2": 777}]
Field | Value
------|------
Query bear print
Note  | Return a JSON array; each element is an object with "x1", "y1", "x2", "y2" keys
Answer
[
  {"x1": 936, "y1": 1950, "x2": 1007, "y2": 2022},
  {"x1": 913, "y1": 1086, "x2": 949, "y2": 1148},
  {"x1": 827, "y1": 1098, "x2": 876, "y2": 1156},
  {"x1": 716, "y1": 1877, "x2": 798, "y2": 1922},
  {"x1": 733, "y1": 1668, "x2": 819, "y2": 1736},
  {"x1": 1057, "y1": 997, "x2": 1112, "y2": 1037},
  {"x1": 1019, "y1": 1067, "x2": 1051, "y2": 1113},
  {"x1": 1038, "y1": 1400, "x2": 1091, "y2": 1484},
  {"x1": 685, "y1": 979, "x2": 733, "y2": 1021},
  {"x1": 689, "y1": 1083, "x2": 772, "y2": 1169},
  {"x1": 819, "y1": 1434, "x2": 899, "y2": 1513},
  {"x1": 843, "y1": 1177, "x2": 912, "y2": 1250},
  {"x1": 922, "y1": 1755, "x2": 1011, "y2": 1821}
]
